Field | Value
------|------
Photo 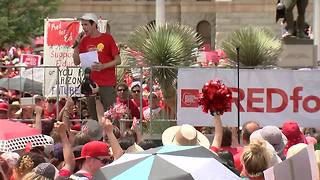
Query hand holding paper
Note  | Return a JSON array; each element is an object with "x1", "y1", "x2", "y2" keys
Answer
[
  {"x1": 91, "y1": 62, "x2": 105, "y2": 71},
  {"x1": 79, "y1": 51, "x2": 99, "y2": 69}
]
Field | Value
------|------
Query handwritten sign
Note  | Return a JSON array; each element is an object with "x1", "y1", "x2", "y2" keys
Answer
[{"x1": 46, "y1": 21, "x2": 80, "y2": 47}]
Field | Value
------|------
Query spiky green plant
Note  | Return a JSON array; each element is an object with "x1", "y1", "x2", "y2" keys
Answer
[
  {"x1": 221, "y1": 26, "x2": 282, "y2": 66},
  {"x1": 126, "y1": 23, "x2": 202, "y2": 117}
]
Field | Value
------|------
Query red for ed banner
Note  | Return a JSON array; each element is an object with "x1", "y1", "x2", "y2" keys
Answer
[{"x1": 46, "y1": 21, "x2": 80, "y2": 46}]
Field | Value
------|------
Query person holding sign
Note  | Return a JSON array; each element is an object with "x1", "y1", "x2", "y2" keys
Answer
[{"x1": 73, "y1": 13, "x2": 121, "y2": 121}]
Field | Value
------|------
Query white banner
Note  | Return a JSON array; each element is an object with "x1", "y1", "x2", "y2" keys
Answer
[{"x1": 177, "y1": 68, "x2": 320, "y2": 127}]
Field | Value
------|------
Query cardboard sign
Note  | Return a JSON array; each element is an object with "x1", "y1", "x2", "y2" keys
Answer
[{"x1": 264, "y1": 145, "x2": 319, "y2": 180}]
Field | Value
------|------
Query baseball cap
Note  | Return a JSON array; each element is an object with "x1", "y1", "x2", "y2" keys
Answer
[
  {"x1": 76, "y1": 141, "x2": 110, "y2": 160},
  {"x1": 250, "y1": 126, "x2": 287, "y2": 154},
  {"x1": 0, "y1": 101, "x2": 8, "y2": 111},
  {"x1": 81, "y1": 119, "x2": 103, "y2": 141},
  {"x1": 34, "y1": 163, "x2": 58, "y2": 179},
  {"x1": 79, "y1": 13, "x2": 99, "y2": 24},
  {"x1": 130, "y1": 81, "x2": 141, "y2": 90},
  {"x1": 282, "y1": 120, "x2": 307, "y2": 156}
]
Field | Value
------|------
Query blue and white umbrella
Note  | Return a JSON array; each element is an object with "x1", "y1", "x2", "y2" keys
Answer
[{"x1": 94, "y1": 145, "x2": 240, "y2": 180}]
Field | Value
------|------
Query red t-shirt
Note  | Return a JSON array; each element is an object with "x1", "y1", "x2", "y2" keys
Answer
[
  {"x1": 132, "y1": 98, "x2": 148, "y2": 109},
  {"x1": 78, "y1": 33, "x2": 119, "y2": 86},
  {"x1": 116, "y1": 98, "x2": 141, "y2": 119}
]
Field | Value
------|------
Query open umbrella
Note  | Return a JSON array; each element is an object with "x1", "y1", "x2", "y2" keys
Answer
[
  {"x1": 94, "y1": 145, "x2": 240, "y2": 180},
  {"x1": 0, "y1": 120, "x2": 52, "y2": 152},
  {"x1": 0, "y1": 76, "x2": 42, "y2": 94}
]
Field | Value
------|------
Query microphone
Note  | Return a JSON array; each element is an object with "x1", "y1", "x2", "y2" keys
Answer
[{"x1": 72, "y1": 31, "x2": 85, "y2": 49}]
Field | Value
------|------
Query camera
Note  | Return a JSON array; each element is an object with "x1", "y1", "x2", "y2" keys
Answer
[{"x1": 80, "y1": 68, "x2": 97, "y2": 96}]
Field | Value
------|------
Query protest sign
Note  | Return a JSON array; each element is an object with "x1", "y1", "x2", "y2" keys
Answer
[{"x1": 43, "y1": 18, "x2": 108, "y2": 97}]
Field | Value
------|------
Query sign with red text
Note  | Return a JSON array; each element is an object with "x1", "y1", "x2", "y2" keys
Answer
[
  {"x1": 44, "y1": 19, "x2": 82, "y2": 96},
  {"x1": 20, "y1": 54, "x2": 41, "y2": 67},
  {"x1": 177, "y1": 68, "x2": 320, "y2": 127},
  {"x1": 47, "y1": 21, "x2": 80, "y2": 46}
]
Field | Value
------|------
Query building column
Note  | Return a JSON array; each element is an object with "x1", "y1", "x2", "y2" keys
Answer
[{"x1": 156, "y1": 0, "x2": 165, "y2": 28}]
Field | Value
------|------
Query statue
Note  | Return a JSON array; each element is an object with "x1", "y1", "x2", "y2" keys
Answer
[{"x1": 276, "y1": 0, "x2": 309, "y2": 39}]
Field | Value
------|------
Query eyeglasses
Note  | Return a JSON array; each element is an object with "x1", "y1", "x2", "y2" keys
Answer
[
  {"x1": 132, "y1": 90, "x2": 140, "y2": 93},
  {"x1": 117, "y1": 88, "x2": 127, "y2": 92},
  {"x1": 94, "y1": 157, "x2": 113, "y2": 164}
]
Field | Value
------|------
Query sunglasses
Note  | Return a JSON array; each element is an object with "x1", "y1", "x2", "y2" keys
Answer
[
  {"x1": 117, "y1": 88, "x2": 127, "y2": 92},
  {"x1": 94, "y1": 157, "x2": 113, "y2": 164},
  {"x1": 132, "y1": 90, "x2": 140, "y2": 93}
]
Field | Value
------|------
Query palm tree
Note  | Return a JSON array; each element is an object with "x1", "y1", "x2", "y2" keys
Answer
[
  {"x1": 221, "y1": 26, "x2": 282, "y2": 66},
  {"x1": 126, "y1": 23, "x2": 202, "y2": 118}
]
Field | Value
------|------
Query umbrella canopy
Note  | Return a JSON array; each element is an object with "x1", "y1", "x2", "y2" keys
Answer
[
  {"x1": 94, "y1": 145, "x2": 240, "y2": 180},
  {"x1": 0, "y1": 120, "x2": 52, "y2": 152},
  {"x1": 0, "y1": 76, "x2": 42, "y2": 94}
]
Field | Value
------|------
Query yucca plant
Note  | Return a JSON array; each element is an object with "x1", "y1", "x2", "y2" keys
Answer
[
  {"x1": 126, "y1": 23, "x2": 202, "y2": 117},
  {"x1": 221, "y1": 26, "x2": 282, "y2": 66}
]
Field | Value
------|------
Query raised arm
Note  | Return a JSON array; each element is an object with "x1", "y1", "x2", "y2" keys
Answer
[
  {"x1": 56, "y1": 122, "x2": 75, "y2": 173},
  {"x1": 34, "y1": 105, "x2": 43, "y2": 132},
  {"x1": 211, "y1": 114, "x2": 223, "y2": 148},
  {"x1": 102, "y1": 117, "x2": 124, "y2": 160}
]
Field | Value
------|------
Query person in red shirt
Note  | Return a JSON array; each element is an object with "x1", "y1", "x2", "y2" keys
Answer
[
  {"x1": 130, "y1": 81, "x2": 148, "y2": 110},
  {"x1": 73, "y1": 13, "x2": 121, "y2": 121},
  {"x1": 115, "y1": 83, "x2": 140, "y2": 119}
]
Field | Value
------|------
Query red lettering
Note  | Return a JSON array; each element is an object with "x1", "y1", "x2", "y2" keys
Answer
[
  {"x1": 247, "y1": 88, "x2": 264, "y2": 112},
  {"x1": 290, "y1": 87, "x2": 303, "y2": 112},
  {"x1": 266, "y1": 88, "x2": 288, "y2": 112},
  {"x1": 229, "y1": 88, "x2": 245, "y2": 112},
  {"x1": 303, "y1": 95, "x2": 320, "y2": 113}
]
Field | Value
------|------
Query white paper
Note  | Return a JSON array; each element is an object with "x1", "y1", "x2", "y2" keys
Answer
[{"x1": 79, "y1": 51, "x2": 99, "y2": 69}]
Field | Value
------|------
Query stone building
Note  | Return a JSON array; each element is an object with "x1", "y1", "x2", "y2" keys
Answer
[{"x1": 55, "y1": 0, "x2": 314, "y2": 49}]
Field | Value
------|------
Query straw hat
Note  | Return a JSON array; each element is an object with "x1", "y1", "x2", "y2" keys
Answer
[{"x1": 162, "y1": 124, "x2": 210, "y2": 149}]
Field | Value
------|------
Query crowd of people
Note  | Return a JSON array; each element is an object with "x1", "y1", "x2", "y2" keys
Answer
[{"x1": 0, "y1": 88, "x2": 319, "y2": 179}]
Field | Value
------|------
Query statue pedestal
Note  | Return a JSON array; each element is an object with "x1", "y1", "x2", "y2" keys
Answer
[{"x1": 277, "y1": 38, "x2": 316, "y2": 68}]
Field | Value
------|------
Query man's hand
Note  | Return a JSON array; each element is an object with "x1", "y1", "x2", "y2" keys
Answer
[
  {"x1": 55, "y1": 122, "x2": 67, "y2": 135},
  {"x1": 91, "y1": 62, "x2": 105, "y2": 71},
  {"x1": 101, "y1": 117, "x2": 113, "y2": 134},
  {"x1": 90, "y1": 83, "x2": 99, "y2": 94}
]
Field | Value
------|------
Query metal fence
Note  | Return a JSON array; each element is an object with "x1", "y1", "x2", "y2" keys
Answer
[{"x1": 0, "y1": 65, "x2": 179, "y2": 137}]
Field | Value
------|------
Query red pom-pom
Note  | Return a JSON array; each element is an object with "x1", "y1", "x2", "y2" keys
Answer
[{"x1": 198, "y1": 80, "x2": 232, "y2": 115}]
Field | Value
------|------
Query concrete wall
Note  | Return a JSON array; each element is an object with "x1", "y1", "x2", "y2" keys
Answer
[{"x1": 55, "y1": 0, "x2": 314, "y2": 49}]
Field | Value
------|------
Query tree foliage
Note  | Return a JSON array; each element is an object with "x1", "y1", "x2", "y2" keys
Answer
[{"x1": 0, "y1": 0, "x2": 61, "y2": 47}]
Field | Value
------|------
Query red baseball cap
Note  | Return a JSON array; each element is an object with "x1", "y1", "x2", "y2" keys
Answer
[
  {"x1": 0, "y1": 101, "x2": 9, "y2": 111},
  {"x1": 76, "y1": 141, "x2": 110, "y2": 160},
  {"x1": 282, "y1": 120, "x2": 304, "y2": 140},
  {"x1": 282, "y1": 120, "x2": 307, "y2": 156}
]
